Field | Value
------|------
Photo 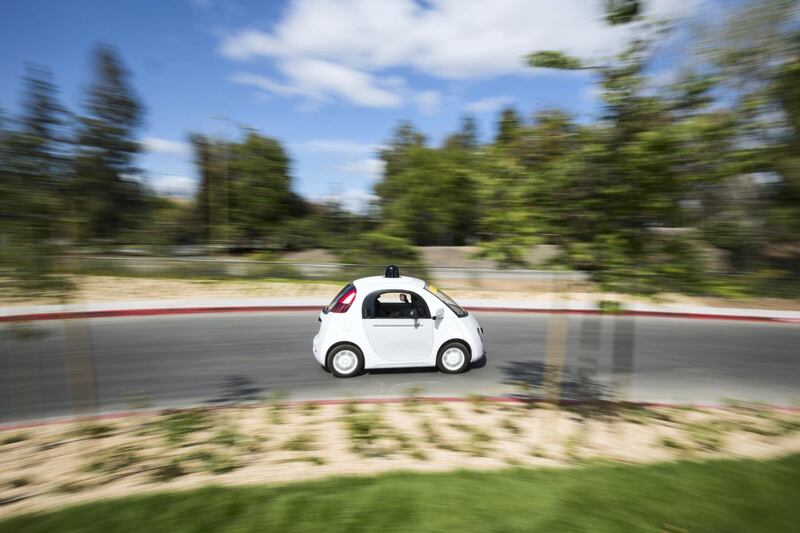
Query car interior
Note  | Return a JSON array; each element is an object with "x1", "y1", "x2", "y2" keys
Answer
[{"x1": 363, "y1": 291, "x2": 431, "y2": 319}]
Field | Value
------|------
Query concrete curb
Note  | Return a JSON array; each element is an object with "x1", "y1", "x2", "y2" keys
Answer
[
  {"x1": 2, "y1": 303, "x2": 800, "y2": 323},
  {"x1": 0, "y1": 305, "x2": 322, "y2": 323}
]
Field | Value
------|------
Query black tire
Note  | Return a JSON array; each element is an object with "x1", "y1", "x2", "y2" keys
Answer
[
  {"x1": 436, "y1": 341, "x2": 470, "y2": 374},
  {"x1": 327, "y1": 344, "x2": 364, "y2": 378}
]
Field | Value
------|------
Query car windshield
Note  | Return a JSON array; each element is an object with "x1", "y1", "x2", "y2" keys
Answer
[
  {"x1": 425, "y1": 283, "x2": 468, "y2": 317},
  {"x1": 323, "y1": 283, "x2": 354, "y2": 313}
]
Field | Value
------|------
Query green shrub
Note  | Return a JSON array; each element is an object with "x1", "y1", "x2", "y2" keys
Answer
[
  {"x1": 282, "y1": 432, "x2": 315, "y2": 452},
  {"x1": 83, "y1": 446, "x2": 141, "y2": 475},
  {"x1": 1, "y1": 433, "x2": 28, "y2": 445},
  {"x1": 150, "y1": 459, "x2": 186, "y2": 482},
  {"x1": 500, "y1": 417, "x2": 522, "y2": 435},
  {"x1": 71, "y1": 424, "x2": 115, "y2": 440},
  {"x1": 8, "y1": 477, "x2": 30, "y2": 489},
  {"x1": 158, "y1": 410, "x2": 210, "y2": 444},
  {"x1": 211, "y1": 426, "x2": 240, "y2": 448},
  {"x1": 467, "y1": 394, "x2": 489, "y2": 414}
]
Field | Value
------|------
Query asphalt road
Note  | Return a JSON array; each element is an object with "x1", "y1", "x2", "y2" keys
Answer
[{"x1": 1, "y1": 312, "x2": 799, "y2": 422}]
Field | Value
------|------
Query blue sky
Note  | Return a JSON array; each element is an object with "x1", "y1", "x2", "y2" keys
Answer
[{"x1": 0, "y1": 0, "x2": 705, "y2": 211}]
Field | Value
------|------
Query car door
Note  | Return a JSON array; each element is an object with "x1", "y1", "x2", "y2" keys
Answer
[{"x1": 362, "y1": 290, "x2": 433, "y2": 364}]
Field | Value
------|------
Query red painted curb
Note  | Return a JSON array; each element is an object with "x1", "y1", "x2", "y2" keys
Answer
[
  {"x1": 0, "y1": 305, "x2": 322, "y2": 323},
  {"x1": 1, "y1": 305, "x2": 797, "y2": 323},
  {"x1": 467, "y1": 307, "x2": 793, "y2": 323}
]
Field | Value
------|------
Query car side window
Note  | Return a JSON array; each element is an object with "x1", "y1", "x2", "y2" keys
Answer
[{"x1": 363, "y1": 290, "x2": 431, "y2": 319}]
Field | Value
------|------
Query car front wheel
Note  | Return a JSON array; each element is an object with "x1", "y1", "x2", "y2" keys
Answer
[
  {"x1": 437, "y1": 341, "x2": 470, "y2": 374},
  {"x1": 328, "y1": 344, "x2": 364, "y2": 378}
]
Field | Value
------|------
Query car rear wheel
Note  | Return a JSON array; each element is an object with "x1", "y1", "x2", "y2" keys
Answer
[
  {"x1": 328, "y1": 344, "x2": 364, "y2": 378},
  {"x1": 437, "y1": 341, "x2": 470, "y2": 374}
]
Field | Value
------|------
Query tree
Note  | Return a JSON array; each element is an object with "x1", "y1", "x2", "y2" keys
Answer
[
  {"x1": 0, "y1": 69, "x2": 75, "y2": 300},
  {"x1": 443, "y1": 114, "x2": 478, "y2": 150},
  {"x1": 473, "y1": 146, "x2": 539, "y2": 265},
  {"x1": 515, "y1": 18, "x2": 740, "y2": 290},
  {"x1": 73, "y1": 44, "x2": 148, "y2": 241},
  {"x1": 513, "y1": 109, "x2": 576, "y2": 170},
  {"x1": 229, "y1": 131, "x2": 294, "y2": 241},
  {"x1": 14, "y1": 65, "x2": 72, "y2": 239},
  {"x1": 706, "y1": 0, "x2": 800, "y2": 258},
  {"x1": 191, "y1": 130, "x2": 297, "y2": 246},
  {"x1": 527, "y1": 51, "x2": 587, "y2": 71},
  {"x1": 375, "y1": 145, "x2": 476, "y2": 246},
  {"x1": 604, "y1": 0, "x2": 641, "y2": 26},
  {"x1": 496, "y1": 106, "x2": 522, "y2": 145},
  {"x1": 378, "y1": 120, "x2": 426, "y2": 182}
]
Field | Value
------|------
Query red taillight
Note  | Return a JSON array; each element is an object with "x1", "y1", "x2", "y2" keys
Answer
[{"x1": 330, "y1": 288, "x2": 357, "y2": 313}]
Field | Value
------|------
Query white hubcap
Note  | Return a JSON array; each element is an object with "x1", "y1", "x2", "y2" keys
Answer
[
  {"x1": 333, "y1": 350, "x2": 357, "y2": 374},
  {"x1": 442, "y1": 347, "x2": 465, "y2": 371}
]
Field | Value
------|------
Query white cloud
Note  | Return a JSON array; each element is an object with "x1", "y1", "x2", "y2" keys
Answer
[
  {"x1": 220, "y1": 0, "x2": 701, "y2": 108},
  {"x1": 285, "y1": 59, "x2": 402, "y2": 107},
  {"x1": 221, "y1": 0, "x2": 699, "y2": 80},
  {"x1": 293, "y1": 139, "x2": 381, "y2": 154},
  {"x1": 150, "y1": 174, "x2": 196, "y2": 197},
  {"x1": 465, "y1": 96, "x2": 515, "y2": 113},
  {"x1": 142, "y1": 137, "x2": 190, "y2": 156},
  {"x1": 231, "y1": 59, "x2": 403, "y2": 108},
  {"x1": 337, "y1": 158, "x2": 386, "y2": 180},
  {"x1": 316, "y1": 189, "x2": 379, "y2": 214},
  {"x1": 414, "y1": 90, "x2": 442, "y2": 114},
  {"x1": 230, "y1": 72, "x2": 303, "y2": 97}
]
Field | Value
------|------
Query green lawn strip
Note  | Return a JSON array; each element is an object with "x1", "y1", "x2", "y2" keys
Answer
[{"x1": 2, "y1": 454, "x2": 798, "y2": 533}]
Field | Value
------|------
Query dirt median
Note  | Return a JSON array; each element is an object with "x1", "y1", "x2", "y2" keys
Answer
[{"x1": 1, "y1": 399, "x2": 798, "y2": 518}]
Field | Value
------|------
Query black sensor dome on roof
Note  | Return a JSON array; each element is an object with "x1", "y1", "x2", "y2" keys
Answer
[{"x1": 385, "y1": 265, "x2": 400, "y2": 278}]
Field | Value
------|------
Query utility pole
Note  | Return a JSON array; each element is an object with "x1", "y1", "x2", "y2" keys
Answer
[{"x1": 208, "y1": 114, "x2": 233, "y2": 255}]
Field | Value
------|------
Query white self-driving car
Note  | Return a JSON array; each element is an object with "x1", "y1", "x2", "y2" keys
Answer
[{"x1": 313, "y1": 265, "x2": 485, "y2": 377}]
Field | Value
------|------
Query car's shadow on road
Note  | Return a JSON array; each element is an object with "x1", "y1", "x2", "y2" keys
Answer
[
  {"x1": 206, "y1": 375, "x2": 264, "y2": 404},
  {"x1": 500, "y1": 360, "x2": 608, "y2": 402}
]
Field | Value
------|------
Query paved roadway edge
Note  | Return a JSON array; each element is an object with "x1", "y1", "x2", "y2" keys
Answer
[{"x1": 2, "y1": 301, "x2": 798, "y2": 427}]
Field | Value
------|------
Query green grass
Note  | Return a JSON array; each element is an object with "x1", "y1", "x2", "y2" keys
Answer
[{"x1": 2, "y1": 455, "x2": 799, "y2": 532}]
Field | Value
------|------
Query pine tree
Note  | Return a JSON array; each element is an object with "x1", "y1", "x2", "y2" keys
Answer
[
  {"x1": 0, "y1": 67, "x2": 75, "y2": 299},
  {"x1": 73, "y1": 44, "x2": 146, "y2": 241},
  {"x1": 16, "y1": 65, "x2": 71, "y2": 239},
  {"x1": 496, "y1": 107, "x2": 521, "y2": 145}
]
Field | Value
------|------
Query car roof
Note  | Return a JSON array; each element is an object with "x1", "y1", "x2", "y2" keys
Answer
[{"x1": 352, "y1": 275, "x2": 427, "y2": 292}]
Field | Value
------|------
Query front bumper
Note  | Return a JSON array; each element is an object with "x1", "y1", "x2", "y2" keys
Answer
[{"x1": 471, "y1": 348, "x2": 486, "y2": 363}]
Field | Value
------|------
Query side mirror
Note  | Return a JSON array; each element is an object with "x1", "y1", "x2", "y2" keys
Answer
[
  {"x1": 433, "y1": 308, "x2": 445, "y2": 320},
  {"x1": 409, "y1": 308, "x2": 419, "y2": 320}
]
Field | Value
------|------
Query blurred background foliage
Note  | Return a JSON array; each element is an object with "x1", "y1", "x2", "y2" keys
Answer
[{"x1": 1, "y1": 0, "x2": 799, "y2": 297}]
